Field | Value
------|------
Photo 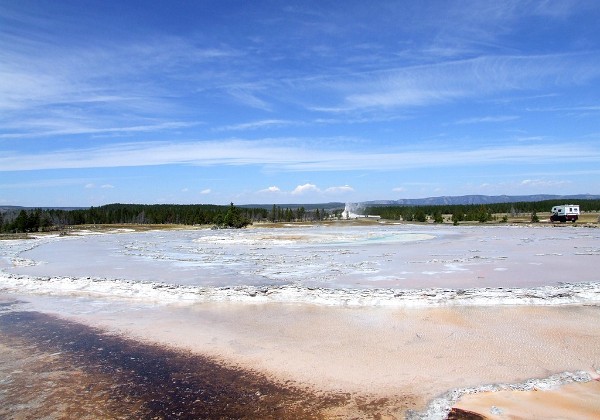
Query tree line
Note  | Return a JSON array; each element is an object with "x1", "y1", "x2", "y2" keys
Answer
[
  {"x1": 0, "y1": 203, "x2": 340, "y2": 233},
  {"x1": 2, "y1": 199, "x2": 599, "y2": 233},
  {"x1": 365, "y1": 199, "x2": 600, "y2": 223},
  {"x1": 268, "y1": 205, "x2": 335, "y2": 222},
  {"x1": 0, "y1": 203, "x2": 261, "y2": 233}
]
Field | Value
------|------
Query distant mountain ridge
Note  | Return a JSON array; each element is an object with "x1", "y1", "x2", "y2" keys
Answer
[
  {"x1": 365, "y1": 194, "x2": 600, "y2": 206},
  {"x1": 0, "y1": 206, "x2": 86, "y2": 213}
]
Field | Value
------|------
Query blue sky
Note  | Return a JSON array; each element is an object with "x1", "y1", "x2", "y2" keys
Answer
[{"x1": 1, "y1": 1, "x2": 599, "y2": 206}]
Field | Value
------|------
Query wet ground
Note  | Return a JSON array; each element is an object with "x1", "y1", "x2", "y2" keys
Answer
[{"x1": 0, "y1": 302, "x2": 417, "y2": 419}]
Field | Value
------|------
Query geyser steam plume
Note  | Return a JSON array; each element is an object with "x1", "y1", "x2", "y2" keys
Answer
[{"x1": 343, "y1": 203, "x2": 365, "y2": 219}]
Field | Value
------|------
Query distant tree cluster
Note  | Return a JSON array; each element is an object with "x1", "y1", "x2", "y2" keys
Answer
[
  {"x1": 365, "y1": 199, "x2": 600, "y2": 223},
  {"x1": 2, "y1": 209, "x2": 53, "y2": 233},
  {"x1": 366, "y1": 204, "x2": 493, "y2": 223},
  {"x1": 0, "y1": 202, "x2": 341, "y2": 233},
  {"x1": 268, "y1": 205, "x2": 331, "y2": 222},
  {"x1": 0, "y1": 203, "x2": 262, "y2": 233}
]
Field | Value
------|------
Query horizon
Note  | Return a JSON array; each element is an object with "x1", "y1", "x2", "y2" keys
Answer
[
  {"x1": 2, "y1": 192, "x2": 599, "y2": 211},
  {"x1": 2, "y1": 1, "x2": 600, "y2": 206}
]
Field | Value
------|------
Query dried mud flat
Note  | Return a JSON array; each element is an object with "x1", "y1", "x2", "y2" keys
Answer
[{"x1": 0, "y1": 304, "x2": 416, "y2": 419}]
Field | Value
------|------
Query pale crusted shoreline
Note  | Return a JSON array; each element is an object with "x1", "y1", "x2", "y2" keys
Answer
[{"x1": 2, "y1": 272, "x2": 600, "y2": 307}]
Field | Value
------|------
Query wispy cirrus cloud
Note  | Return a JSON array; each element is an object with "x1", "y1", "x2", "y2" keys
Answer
[
  {"x1": 454, "y1": 115, "x2": 519, "y2": 125},
  {"x1": 3, "y1": 5, "x2": 598, "y2": 130},
  {"x1": 0, "y1": 27, "x2": 245, "y2": 124},
  {"x1": 526, "y1": 105, "x2": 600, "y2": 113},
  {"x1": 225, "y1": 86, "x2": 273, "y2": 111},
  {"x1": 313, "y1": 53, "x2": 600, "y2": 112},
  {"x1": 215, "y1": 119, "x2": 296, "y2": 132},
  {"x1": 0, "y1": 121, "x2": 199, "y2": 139},
  {"x1": 0, "y1": 178, "x2": 96, "y2": 189},
  {"x1": 2, "y1": 138, "x2": 599, "y2": 173}
]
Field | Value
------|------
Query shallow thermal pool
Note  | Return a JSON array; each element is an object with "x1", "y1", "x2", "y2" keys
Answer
[
  {"x1": 3, "y1": 226, "x2": 440, "y2": 287},
  {"x1": 2, "y1": 224, "x2": 600, "y2": 289},
  {"x1": 1, "y1": 224, "x2": 600, "y2": 306}
]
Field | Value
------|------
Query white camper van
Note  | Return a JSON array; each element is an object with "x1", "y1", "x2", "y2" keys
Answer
[{"x1": 550, "y1": 204, "x2": 579, "y2": 222}]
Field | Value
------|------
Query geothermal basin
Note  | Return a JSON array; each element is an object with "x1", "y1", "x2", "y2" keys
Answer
[{"x1": 1, "y1": 223, "x2": 600, "y2": 418}]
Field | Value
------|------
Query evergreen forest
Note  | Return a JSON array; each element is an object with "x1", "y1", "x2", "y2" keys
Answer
[
  {"x1": 0, "y1": 203, "x2": 333, "y2": 233},
  {"x1": 365, "y1": 199, "x2": 600, "y2": 223}
]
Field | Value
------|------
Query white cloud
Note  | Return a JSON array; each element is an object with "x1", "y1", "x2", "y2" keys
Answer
[
  {"x1": 256, "y1": 184, "x2": 353, "y2": 197},
  {"x1": 200, "y1": 189, "x2": 212, "y2": 194},
  {"x1": 324, "y1": 185, "x2": 354, "y2": 194},
  {"x1": 392, "y1": 187, "x2": 405, "y2": 192},
  {"x1": 84, "y1": 182, "x2": 114, "y2": 189},
  {"x1": 259, "y1": 186, "x2": 281, "y2": 193},
  {"x1": 291, "y1": 183, "x2": 319, "y2": 195},
  {"x1": 520, "y1": 179, "x2": 571, "y2": 188}
]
